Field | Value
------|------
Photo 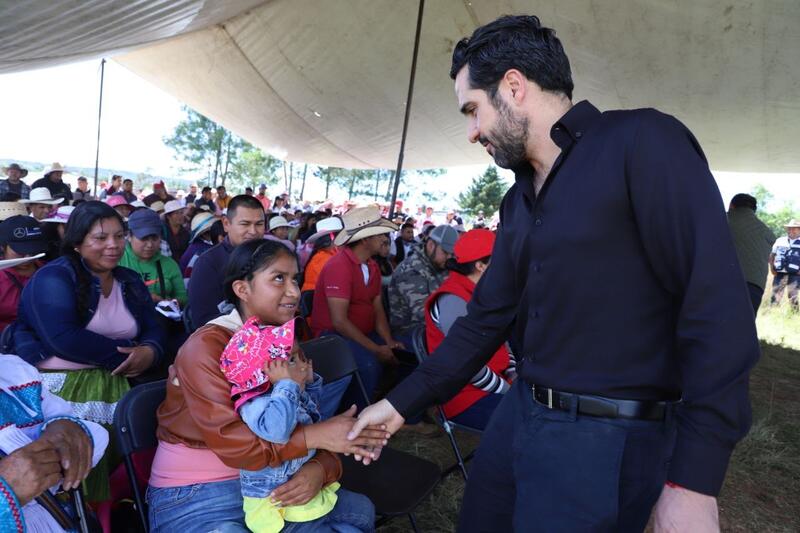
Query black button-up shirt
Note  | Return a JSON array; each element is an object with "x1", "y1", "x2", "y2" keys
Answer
[{"x1": 387, "y1": 101, "x2": 759, "y2": 496}]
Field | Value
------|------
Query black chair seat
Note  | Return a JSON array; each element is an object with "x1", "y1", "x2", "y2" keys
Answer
[{"x1": 340, "y1": 448, "x2": 441, "y2": 517}]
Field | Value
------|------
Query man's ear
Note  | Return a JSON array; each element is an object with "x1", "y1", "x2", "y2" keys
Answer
[
  {"x1": 503, "y1": 69, "x2": 527, "y2": 103},
  {"x1": 231, "y1": 279, "x2": 250, "y2": 303}
]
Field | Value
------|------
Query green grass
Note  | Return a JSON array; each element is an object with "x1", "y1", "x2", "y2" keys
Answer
[{"x1": 378, "y1": 308, "x2": 800, "y2": 532}]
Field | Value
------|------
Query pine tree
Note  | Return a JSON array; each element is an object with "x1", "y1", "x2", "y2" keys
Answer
[{"x1": 457, "y1": 166, "x2": 508, "y2": 217}]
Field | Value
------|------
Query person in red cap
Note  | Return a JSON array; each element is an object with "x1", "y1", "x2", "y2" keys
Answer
[
  {"x1": 143, "y1": 181, "x2": 175, "y2": 207},
  {"x1": 424, "y1": 229, "x2": 515, "y2": 430}
]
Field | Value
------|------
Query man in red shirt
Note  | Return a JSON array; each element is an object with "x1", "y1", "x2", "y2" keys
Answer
[{"x1": 311, "y1": 206, "x2": 403, "y2": 402}]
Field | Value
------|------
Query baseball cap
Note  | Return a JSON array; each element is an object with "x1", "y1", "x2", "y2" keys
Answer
[
  {"x1": 454, "y1": 229, "x2": 495, "y2": 263},
  {"x1": 0, "y1": 216, "x2": 48, "y2": 256},
  {"x1": 128, "y1": 208, "x2": 163, "y2": 239},
  {"x1": 428, "y1": 225, "x2": 459, "y2": 254}
]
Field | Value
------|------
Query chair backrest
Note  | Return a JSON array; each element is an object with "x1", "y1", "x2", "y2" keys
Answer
[
  {"x1": 301, "y1": 336, "x2": 369, "y2": 404},
  {"x1": 114, "y1": 380, "x2": 166, "y2": 454},
  {"x1": 299, "y1": 290, "x2": 314, "y2": 319},
  {"x1": 410, "y1": 325, "x2": 428, "y2": 365}
]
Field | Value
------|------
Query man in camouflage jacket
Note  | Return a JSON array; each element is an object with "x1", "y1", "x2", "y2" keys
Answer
[{"x1": 388, "y1": 225, "x2": 458, "y2": 340}]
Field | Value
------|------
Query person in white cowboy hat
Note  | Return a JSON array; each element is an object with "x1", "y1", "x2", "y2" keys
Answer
[
  {"x1": 309, "y1": 206, "x2": 403, "y2": 403},
  {"x1": 265, "y1": 214, "x2": 295, "y2": 251},
  {"x1": 301, "y1": 216, "x2": 343, "y2": 292},
  {"x1": 40, "y1": 206, "x2": 75, "y2": 241},
  {"x1": 179, "y1": 211, "x2": 220, "y2": 279},
  {"x1": 161, "y1": 199, "x2": 190, "y2": 262},
  {"x1": 31, "y1": 163, "x2": 72, "y2": 202},
  {"x1": 19, "y1": 188, "x2": 63, "y2": 221},
  {"x1": 769, "y1": 218, "x2": 800, "y2": 309},
  {"x1": 0, "y1": 163, "x2": 32, "y2": 200}
]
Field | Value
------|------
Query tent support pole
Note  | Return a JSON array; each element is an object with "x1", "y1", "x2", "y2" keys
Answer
[
  {"x1": 388, "y1": 0, "x2": 425, "y2": 219},
  {"x1": 93, "y1": 58, "x2": 106, "y2": 196}
]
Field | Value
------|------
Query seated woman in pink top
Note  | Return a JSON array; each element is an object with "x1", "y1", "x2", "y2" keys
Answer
[{"x1": 5, "y1": 201, "x2": 166, "y2": 519}]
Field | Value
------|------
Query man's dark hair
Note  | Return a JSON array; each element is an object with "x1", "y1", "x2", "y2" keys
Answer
[
  {"x1": 227, "y1": 194, "x2": 264, "y2": 220},
  {"x1": 730, "y1": 193, "x2": 757, "y2": 212},
  {"x1": 123, "y1": 178, "x2": 132, "y2": 185},
  {"x1": 401, "y1": 223, "x2": 414, "y2": 232},
  {"x1": 201, "y1": 186, "x2": 212, "y2": 194},
  {"x1": 217, "y1": 185, "x2": 226, "y2": 191},
  {"x1": 450, "y1": 15, "x2": 573, "y2": 100}
]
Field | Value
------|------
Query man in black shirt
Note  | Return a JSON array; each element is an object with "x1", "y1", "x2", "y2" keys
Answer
[
  {"x1": 31, "y1": 163, "x2": 72, "y2": 202},
  {"x1": 350, "y1": 15, "x2": 757, "y2": 532}
]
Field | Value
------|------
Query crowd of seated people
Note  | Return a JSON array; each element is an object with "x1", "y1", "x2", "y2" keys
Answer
[{"x1": 0, "y1": 160, "x2": 501, "y2": 532}]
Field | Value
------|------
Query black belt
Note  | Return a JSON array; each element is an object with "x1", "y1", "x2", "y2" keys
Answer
[{"x1": 531, "y1": 384, "x2": 669, "y2": 421}]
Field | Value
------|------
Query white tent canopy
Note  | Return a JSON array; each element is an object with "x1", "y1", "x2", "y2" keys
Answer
[{"x1": 2, "y1": 0, "x2": 799, "y2": 172}]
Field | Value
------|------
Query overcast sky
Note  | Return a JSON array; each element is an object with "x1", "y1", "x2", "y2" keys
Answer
[{"x1": 1, "y1": 59, "x2": 797, "y2": 212}]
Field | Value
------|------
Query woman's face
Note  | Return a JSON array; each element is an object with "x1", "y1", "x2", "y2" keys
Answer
[
  {"x1": 114, "y1": 205, "x2": 134, "y2": 219},
  {"x1": 130, "y1": 234, "x2": 160, "y2": 261},
  {"x1": 237, "y1": 252, "x2": 300, "y2": 325},
  {"x1": 76, "y1": 218, "x2": 125, "y2": 274},
  {"x1": 377, "y1": 235, "x2": 391, "y2": 259}
]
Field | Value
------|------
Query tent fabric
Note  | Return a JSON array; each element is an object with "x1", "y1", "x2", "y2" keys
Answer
[{"x1": 2, "y1": 1, "x2": 799, "y2": 172}]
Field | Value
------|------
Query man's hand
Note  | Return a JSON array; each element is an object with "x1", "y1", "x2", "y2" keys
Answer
[
  {"x1": 653, "y1": 484, "x2": 719, "y2": 533},
  {"x1": 372, "y1": 345, "x2": 399, "y2": 365},
  {"x1": 347, "y1": 398, "x2": 405, "y2": 465},
  {"x1": 269, "y1": 460, "x2": 324, "y2": 507},
  {"x1": 40, "y1": 419, "x2": 93, "y2": 491},
  {"x1": 0, "y1": 439, "x2": 63, "y2": 505},
  {"x1": 304, "y1": 405, "x2": 390, "y2": 461},
  {"x1": 112, "y1": 345, "x2": 156, "y2": 377}
]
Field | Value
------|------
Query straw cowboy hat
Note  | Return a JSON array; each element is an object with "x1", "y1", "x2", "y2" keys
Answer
[
  {"x1": 784, "y1": 219, "x2": 800, "y2": 228},
  {"x1": 3, "y1": 163, "x2": 28, "y2": 178},
  {"x1": 19, "y1": 188, "x2": 64, "y2": 205},
  {"x1": 268, "y1": 216, "x2": 291, "y2": 232},
  {"x1": 306, "y1": 216, "x2": 343, "y2": 244},
  {"x1": 190, "y1": 211, "x2": 216, "y2": 241},
  {"x1": 43, "y1": 162, "x2": 67, "y2": 175},
  {"x1": 41, "y1": 206, "x2": 75, "y2": 224},
  {"x1": 334, "y1": 206, "x2": 397, "y2": 246},
  {"x1": 0, "y1": 202, "x2": 29, "y2": 221}
]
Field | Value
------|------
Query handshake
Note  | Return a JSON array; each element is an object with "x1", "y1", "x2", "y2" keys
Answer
[{"x1": 307, "y1": 400, "x2": 405, "y2": 465}]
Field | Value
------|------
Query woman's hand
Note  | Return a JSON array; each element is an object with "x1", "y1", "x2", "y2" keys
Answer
[
  {"x1": 112, "y1": 345, "x2": 156, "y2": 377},
  {"x1": 269, "y1": 460, "x2": 325, "y2": 507},
  {"x1": 304, "y1": 405, "x2": 390, "y2": 461}
]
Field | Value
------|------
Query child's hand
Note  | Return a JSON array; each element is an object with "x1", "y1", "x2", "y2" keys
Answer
[
  {"x1": 287, "y1": 358, "x2": 308, "y2": 390},
  {"x1": 305, "y1": 360, "x2": 314, "y2": 384},
  {"x1": 266, "y1": 359, "x2": 292, "y2": 384}
]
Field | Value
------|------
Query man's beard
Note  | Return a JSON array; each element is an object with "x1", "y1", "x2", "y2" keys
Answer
[{"x1": 483, "y1": 96, "x2": 529, "y2": 169}]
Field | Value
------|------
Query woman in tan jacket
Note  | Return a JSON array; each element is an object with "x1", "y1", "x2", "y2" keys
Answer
[{"x1": 146, "y1": 240, "x2": 389, "y2": 532}]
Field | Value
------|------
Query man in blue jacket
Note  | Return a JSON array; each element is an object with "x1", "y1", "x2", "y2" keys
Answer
[{"x1": 188, "y1": 195, "x2": 266, "y2": 328}]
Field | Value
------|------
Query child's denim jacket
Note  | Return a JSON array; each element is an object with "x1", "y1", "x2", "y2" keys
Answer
[{"x1": 238, "y1": 374, "x2": 323, "y2": 498}]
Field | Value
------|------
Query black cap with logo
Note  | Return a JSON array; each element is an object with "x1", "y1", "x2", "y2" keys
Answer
[{"x1": 0, "y1": 215, "x2": 49, "y2": 256}]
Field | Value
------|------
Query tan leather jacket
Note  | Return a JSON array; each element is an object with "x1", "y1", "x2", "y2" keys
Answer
[{"x1": 156, "y1": 321, "x2": 342, "y2": 485}]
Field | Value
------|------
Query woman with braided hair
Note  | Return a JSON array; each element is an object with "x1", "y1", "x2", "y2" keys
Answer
[{"x1": 4, "y1": 201, "x2": 165, "y2": 528}]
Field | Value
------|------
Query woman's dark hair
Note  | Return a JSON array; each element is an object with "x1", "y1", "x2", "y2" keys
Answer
[
  {"x1": 445, "y1": 255, "x2": 491, "y2": 276},
  {"x1": 209, "y1": 219, "x2": 226, "y2": 244},
  {"x1": 223, "y1": 239, "x2": 295, "y2": 310},
  {"x1": 61, "y1": 201, "x2": 125, "y2": 319},
  {"x1": 450, "y1": 15, "x2": 573, "y2": 100}
]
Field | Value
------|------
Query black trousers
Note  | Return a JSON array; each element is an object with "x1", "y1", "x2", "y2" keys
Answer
[{"x1": 458, "y1": 381, "x2": 675, "y2": 532}]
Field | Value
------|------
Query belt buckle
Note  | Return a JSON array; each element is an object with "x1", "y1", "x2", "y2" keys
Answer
[{"x1": 532, "y1": 385, "x2": 554, "y2": 409}]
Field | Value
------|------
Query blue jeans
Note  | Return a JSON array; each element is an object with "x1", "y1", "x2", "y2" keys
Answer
[
  {"x1": 282, "y1": 489, "x2": 375, "y2": 533},
  {"x1": 458, "y1": 381, "x2": 676, "y2": 532},
  {"x1": 148, "y1": 478, "x2": 247, "y2": 532},
  {"x1": 449, "y1": 392, "x2": 503, "y2": 431}
]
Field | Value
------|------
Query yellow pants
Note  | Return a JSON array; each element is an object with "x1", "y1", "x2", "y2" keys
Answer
[{"x1": 243, "y1": 482, "x2": 341, "y2": 533}]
